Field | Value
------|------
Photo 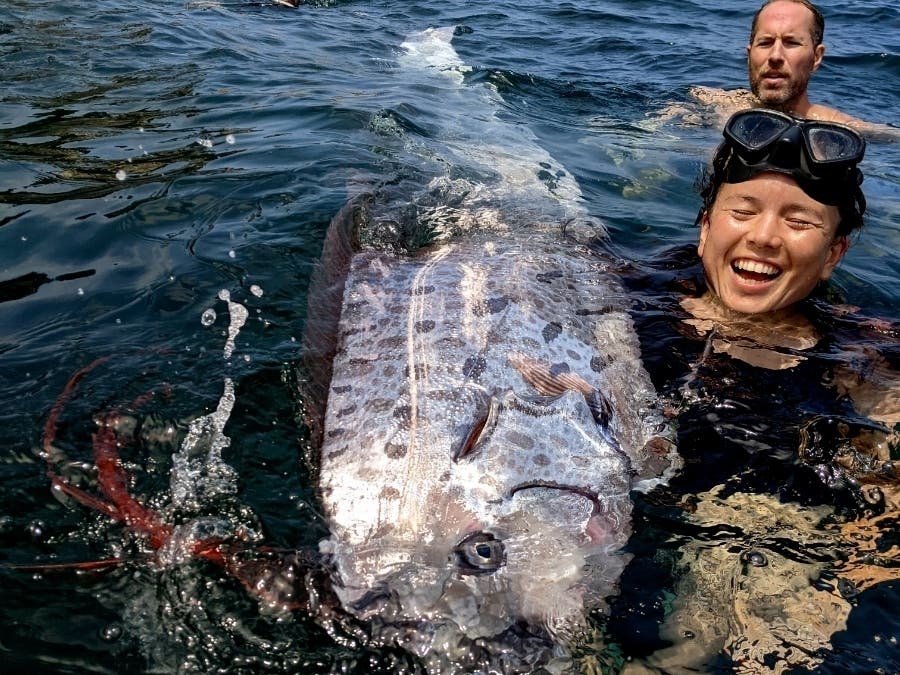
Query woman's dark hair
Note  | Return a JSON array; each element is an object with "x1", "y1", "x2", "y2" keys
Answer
[{"x1": 694, "y1": 141, "x2": 866, "y2": 237}]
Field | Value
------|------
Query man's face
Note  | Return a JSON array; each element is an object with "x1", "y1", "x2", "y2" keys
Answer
[
  {"x1": 747, "y1": 1, "x2": 824, "y2": 109},
  {"x1": 698, "y1": 173, "x2": 847, "y2": 315}
]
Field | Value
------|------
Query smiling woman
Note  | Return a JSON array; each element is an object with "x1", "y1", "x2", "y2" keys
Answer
[
  {"x1": 697, "y1": 172, "x2": 847, "y2": 315},
  {"x1": 689, "y1": 108, "x2": 865, "y2": 319},
  {"x1": 676, "y1": 108, "x2": 898, "y2": 488},
  {"x1": 621, "y1": 106, "x2": 900, "y2": 674}
]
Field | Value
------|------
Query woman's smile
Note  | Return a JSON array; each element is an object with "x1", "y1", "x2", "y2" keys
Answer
[{"x1": 698, "y1": 172, "x2": 848, "y2": 315}]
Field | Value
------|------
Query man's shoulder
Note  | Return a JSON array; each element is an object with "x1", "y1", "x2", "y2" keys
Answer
[
  {"x1": 804, "y1": 103, "x2": 864, "y2": 127},
  {"x1": 805, "y1": 104, "x2": 898, "y2": 137},
  {"x1": 688, "y1": 88, "x2": 860, "y2": 126}
]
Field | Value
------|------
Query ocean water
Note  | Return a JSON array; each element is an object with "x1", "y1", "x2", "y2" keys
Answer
[{"x1": 0, "y1": 1, "x2": 898, "y2": 673}]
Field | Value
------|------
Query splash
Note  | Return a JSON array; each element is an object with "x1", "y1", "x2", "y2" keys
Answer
[
  {"x1": 217, "y1": 289, "x2": 248, "y2": 359},
  {"x1": 168, "y1": 377, "x2": 238, "y2": 511}
]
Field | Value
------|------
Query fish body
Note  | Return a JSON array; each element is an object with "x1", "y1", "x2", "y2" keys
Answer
[
  {"x1": 315, "y1": 223, "x2": 673, "y2": 666},
  {"x1": 309, "y1": 26, "x2": 677, "y2": 671}
]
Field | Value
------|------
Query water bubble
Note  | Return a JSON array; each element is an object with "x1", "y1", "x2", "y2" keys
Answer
[
  {"x1": 250, "y1": 284, "x2": 263, "y2": 297},
  {"x1": 218, "y1": 289, "x2": 231, "y2": 302},
  {"x1": 197, "y1": 137, "x2": 213, "y2": 149},
  {"x1": 77, "y1": 288, "x2": 84, "y2": 296},
  {"x1": 864, "y1": 486, "x2": 884, "y2": 506},
  {"x1": 225, "y1": 133, "x2": 236, "y2": 144},
  {"x1": 228, "y1": 249, "x2": 236, "y2": 259},
  {"x1": 100, "y1": 624, "x2": 123, "y2": 642},
  {"x1": 743, "y1": 550, "x2": 768, "y2": 567},
  {"x1": 115, "y1": 169, "x2": 127, "y2": 181},
  {"x1": 26, "y1": 520, "x2": 45, "y2": 542},
  {"x1": 201, "y1": 308, "x2": 217, "y2": 326},
  {"x1": 20, "y1": 235, "x2": 27, "y2": 242}
]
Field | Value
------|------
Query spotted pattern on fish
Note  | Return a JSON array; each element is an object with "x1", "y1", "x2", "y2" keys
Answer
[
  {"x1": 505, "y1": 429, "x2": 535, "y2": 450},
  {"x1": 591, "y1": 355, "x2": 609, "y2": 372},
  {"x1": 479, "y1": 296, "x2": 509, "y2": 315},
  {"x1": 379, "y1": 335, "x2": 406, "y2": 349},
  {"x1": 335, "y1": 404, "x2": 357, "y2": 418},
  {"x1": 370, "y1": 398, "x2": 394, "y2": 413},
  {"x1": 542, "y1": 321, "x2": 563, "y2": 343},
  {"x1": 316, "y1": 224, "x2": 676, "y2": 661},
  {"x1": 532, "y1": 453, "x2": 551, "y2": 466},
  {"x1": 393, "y1": 405, "x2": 412, "y2": 423},
  {"x1": 380, "y1": 486, "x2": 401, "y2": 499},
  {"x1": 385, "y1": 444, "x2": 407, "y2": 459},
  {"x1": 462, "y1": 355, "x2": 487, "y2": 380},
  {"x1": 415, "y1": 319, "x2": 436, "y2": 333}
]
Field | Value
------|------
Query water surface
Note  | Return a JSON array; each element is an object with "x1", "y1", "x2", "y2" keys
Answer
[{"x1": 1, "y1": 1, "x2": 898, "y2": 672}]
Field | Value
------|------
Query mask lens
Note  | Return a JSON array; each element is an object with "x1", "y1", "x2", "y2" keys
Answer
[
  {"x1": 729, "y1": 112, "x2": 791, "y2": 150},
  {"x1": 806, "y1": 126, "x2": 864, "y2": 164}
]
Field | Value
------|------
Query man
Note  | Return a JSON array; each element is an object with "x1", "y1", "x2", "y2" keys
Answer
[
  {"x1": 688, "y1": 0, "x2": 883, "y2": 131},
  {"x1": 745, "y1": 0, "x2": 859, "y2": 124}
]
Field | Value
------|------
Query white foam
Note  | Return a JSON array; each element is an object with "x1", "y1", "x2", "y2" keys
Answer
[
  {"x1": 399, "y1": 26, "x2": 465, "y2": 76},
  {"x1": 397, "y1": 27, "x2": 594, "y2": 227}
]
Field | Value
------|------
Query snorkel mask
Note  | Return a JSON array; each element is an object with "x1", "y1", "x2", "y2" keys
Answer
[{"x1": 721, "y1": 109, "x2": 866, "y2": 209}]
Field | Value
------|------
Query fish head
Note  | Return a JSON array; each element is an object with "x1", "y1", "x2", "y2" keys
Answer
[{"x1": 323, "y1": 388, "x2": 635, "y2": 665}]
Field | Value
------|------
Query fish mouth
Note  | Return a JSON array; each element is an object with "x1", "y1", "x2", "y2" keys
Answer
[
  {"x1": 509, "y1": 482, "x2": 614, "y2": 546},
  {"x1": 732, "y1": 258, "x2": 782, "y2": 283},
  {"x1": 510, "y1": 481, "x2": 600, "y2": 508}
]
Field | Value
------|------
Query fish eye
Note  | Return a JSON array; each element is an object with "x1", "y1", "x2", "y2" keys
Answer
[{"x1": 454, "y1": 531, "x2": 506, "y2": 575}]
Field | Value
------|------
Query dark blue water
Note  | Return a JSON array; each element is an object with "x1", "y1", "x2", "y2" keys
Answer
[{"x1": 1, "y1": 1, "x2": 898, "y2": 673}]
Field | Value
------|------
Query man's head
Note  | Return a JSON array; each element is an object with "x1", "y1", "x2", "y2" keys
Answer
[
  {"x1": 747, "y1": 0, "x2": 826, "y2": 111},
  {"x1": 750, "y1": 0, "x2": 824, "y2": 47}
]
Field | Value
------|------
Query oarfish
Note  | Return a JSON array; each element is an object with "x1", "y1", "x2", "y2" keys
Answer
[{"x1": 305, "y1": 27, "x2": 678, "y2": 673}]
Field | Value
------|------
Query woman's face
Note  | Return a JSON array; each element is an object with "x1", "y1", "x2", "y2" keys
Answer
[{"x1": 699, "y1": 172, "x2": 848, "y2": 315}]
